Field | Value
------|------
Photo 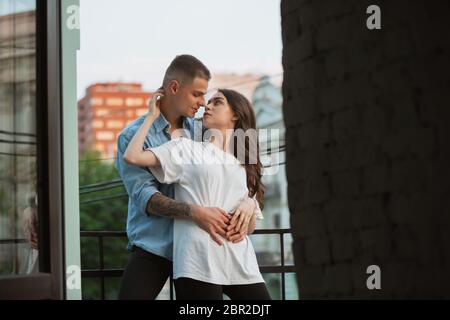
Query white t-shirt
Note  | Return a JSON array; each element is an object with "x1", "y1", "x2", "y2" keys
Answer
[{"x1": 148, "y1": 137, "x2": 264, "y2": 285}]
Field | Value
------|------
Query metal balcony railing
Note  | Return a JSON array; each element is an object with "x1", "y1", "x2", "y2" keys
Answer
[{"x1": 80, "y1": 228, "x2": 295, "y2": 300}]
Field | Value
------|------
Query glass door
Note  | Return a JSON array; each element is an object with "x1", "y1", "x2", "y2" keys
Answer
[{"x1": 0, "y1": 0, "x2": 64, "y2": 299}]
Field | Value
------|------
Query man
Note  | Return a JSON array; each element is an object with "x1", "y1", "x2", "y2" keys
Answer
[{"x1": 116, "y1": 55, "x2": 257, "y2": 299}]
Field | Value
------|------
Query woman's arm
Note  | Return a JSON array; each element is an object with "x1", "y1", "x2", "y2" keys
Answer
[
  {"x1": 123, "y1": 114, "x2": 160, "y2": 167},
  {"x1": 123, "y1": 92, "x2": 163, "y2": 167}
]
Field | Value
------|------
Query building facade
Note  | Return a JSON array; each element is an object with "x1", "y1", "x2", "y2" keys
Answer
[
  {"x1": 78, "y1": 83, "x2": 153, "y2": 158},
  {"x1": 250, "y1": 76, "x2": 297, "y2": 299},
  {"x1": 208, "y1": 73, "x2": 262, "y2": 101}
]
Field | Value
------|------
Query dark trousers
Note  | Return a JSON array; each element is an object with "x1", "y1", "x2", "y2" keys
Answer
[
  {"x1": 118, "y1": 246, "x2": 172, "y2": 300},
  {"x1": 174, "y1": 277, "x2": 272, "y2": 300}
]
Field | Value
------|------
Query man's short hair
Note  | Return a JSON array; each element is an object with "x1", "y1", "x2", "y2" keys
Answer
[{"x1": 163, "y1": 54, "x2": 211, "y2": 87}]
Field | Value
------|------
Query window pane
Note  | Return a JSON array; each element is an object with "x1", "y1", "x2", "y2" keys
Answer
[
  {"x1": 250, "y1": 233, "x2": 281, "y2": 266},
  {"x1": 263, "y1": 273, "x2": 281, "y2": 300},
  {"x1": 0, "y1": 0, "x2": 38, "y2": 276}
]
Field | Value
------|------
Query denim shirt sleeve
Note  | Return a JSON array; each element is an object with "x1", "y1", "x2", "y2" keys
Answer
[{"x1": 116, "y1": 131, "x2": 160, "y2": 214}]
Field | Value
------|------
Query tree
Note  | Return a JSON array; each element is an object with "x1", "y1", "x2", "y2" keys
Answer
[{"x1": 79, "y1": 150, "x2": 129, "y2": 299}]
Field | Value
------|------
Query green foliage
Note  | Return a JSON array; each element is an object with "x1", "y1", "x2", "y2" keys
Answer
[
  {"x1": 79, "y1": 150, "x2": 129, "y2": 300},
  {"x1": 79, "y1": 150, "x2": 127, "y2": 231}
]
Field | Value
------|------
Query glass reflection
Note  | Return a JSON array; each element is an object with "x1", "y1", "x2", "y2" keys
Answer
[{"x1": 0, "y1": 0, "x2": 38, "y2": 275}]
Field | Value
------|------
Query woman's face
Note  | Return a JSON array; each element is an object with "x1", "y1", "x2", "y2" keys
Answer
[{"x1": 203, "y1": 91, "x2": 237, "y2": 130}]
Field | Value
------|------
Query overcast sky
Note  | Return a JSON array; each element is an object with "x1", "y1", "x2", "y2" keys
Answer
[{"x1": 77, "y1": 0, "x2": 282, "y2": 98}]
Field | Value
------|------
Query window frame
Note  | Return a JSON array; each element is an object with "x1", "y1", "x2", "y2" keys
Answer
[{"x1": 0, "y1": 0, "x2": 64, "y2": 300}]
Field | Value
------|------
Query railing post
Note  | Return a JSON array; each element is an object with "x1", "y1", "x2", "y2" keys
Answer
[
  {"x1": 98, "y1": 235, "x2": 105, "y2": 300},
  {"x1": 170, "y1": 275, "x2": 174, "y2": 300},
  {"x1": 280, "y1": 231, "x2": 286, "y2": 300}
]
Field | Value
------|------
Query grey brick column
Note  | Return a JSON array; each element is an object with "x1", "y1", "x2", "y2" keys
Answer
[{"x1": 281, "y1": 0, "x2": 450, "y2": 298}]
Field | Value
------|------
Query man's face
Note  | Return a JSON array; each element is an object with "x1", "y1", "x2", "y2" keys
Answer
[{"x1": 174, "y1": 76, "x2": 208, "y2": 118}]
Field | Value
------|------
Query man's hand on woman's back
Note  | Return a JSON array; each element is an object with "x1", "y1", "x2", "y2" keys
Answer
[{"x1": 190, "y1": 205, "x2": 231, "y2": 246}]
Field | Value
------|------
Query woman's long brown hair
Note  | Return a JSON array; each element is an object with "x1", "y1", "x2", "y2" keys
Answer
[{"x1": 218, "y1": 89, "x2": 265, "y2": 209}]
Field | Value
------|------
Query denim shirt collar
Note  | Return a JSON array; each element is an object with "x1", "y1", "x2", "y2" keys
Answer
[
  {"x1": 153, "y1": 113, "x2": 170, "y2": 133},
  {"x1": 153, "y1": 112, "x2": 193, "y2": 135}
]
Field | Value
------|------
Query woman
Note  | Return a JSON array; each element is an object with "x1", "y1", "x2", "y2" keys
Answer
[{"x1": 124, "y1": 88, "x2": 271, "y2": 300}]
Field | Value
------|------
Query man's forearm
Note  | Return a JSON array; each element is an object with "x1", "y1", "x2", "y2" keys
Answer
[{"x1": 146, "y1": 192, "x2": 192, "y2": 218}]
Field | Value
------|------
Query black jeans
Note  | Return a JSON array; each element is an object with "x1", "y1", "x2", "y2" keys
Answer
[
  {"x1": 118, "y1": 246, "x2": 172, "y2": 300},
  {"x1": 174, "y1": 277, "x2": 272, "y2": 300}
]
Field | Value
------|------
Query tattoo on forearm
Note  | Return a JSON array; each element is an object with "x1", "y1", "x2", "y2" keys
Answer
[{"x1": 146, "y1": 192, "x2": 192, "y2": 218}]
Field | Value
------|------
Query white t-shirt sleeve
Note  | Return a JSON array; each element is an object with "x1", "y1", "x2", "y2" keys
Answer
[{"x1": 146, "y1": 138, "x2": 187, "y2": 184}]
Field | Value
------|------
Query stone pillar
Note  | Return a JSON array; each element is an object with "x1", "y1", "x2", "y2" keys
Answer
[{"x1": 282, "y1": 0, "x2": 450, "y2": 298}]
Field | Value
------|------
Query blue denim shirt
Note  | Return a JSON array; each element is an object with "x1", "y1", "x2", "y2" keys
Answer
[{"x1": 116, "y1": 113, "x2": 199, "y2": 260}]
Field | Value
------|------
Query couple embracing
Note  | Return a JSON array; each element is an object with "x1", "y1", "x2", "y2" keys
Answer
[{"x1": 116, "y1": 54, "x2": 271, "y2": 300}]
